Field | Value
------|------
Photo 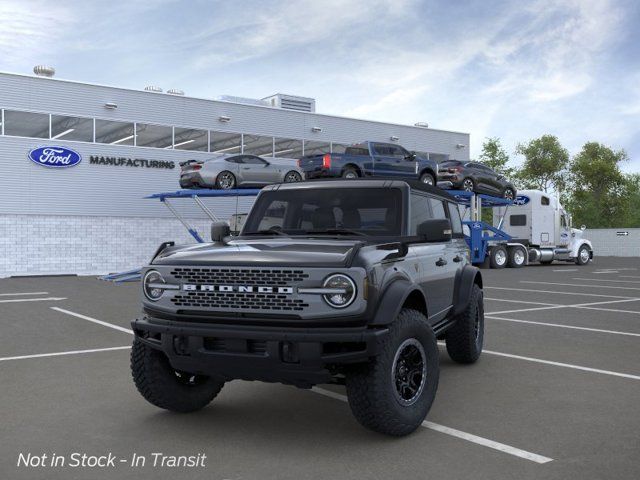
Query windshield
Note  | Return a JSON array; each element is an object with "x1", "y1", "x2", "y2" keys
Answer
[{"x1": 242, "y1": 188, "x2": 403, "y2": 236}]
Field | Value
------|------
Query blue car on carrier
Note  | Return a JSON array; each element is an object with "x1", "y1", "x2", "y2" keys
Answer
[{"x1": 298, "y1": 141, "x2": 439, "y2": 185}]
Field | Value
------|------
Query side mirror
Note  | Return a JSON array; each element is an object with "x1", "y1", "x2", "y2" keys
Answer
[
  {"x1": 404, "y1": 153, "x2": 416, "y2": 161},
  {"x1": 581, "y1": 225, "x2": 586, "y2": 231},
  {"x1": 211, "y1": 221, "x2": 230, "y2": 243},
  {"x1": 416, "y1": 219, "x2": 452, "y2": 242}
]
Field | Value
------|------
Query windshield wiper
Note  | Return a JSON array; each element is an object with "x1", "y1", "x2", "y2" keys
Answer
[{"x1": 305, "y1": 228, "x2": 366, "y2": 237}]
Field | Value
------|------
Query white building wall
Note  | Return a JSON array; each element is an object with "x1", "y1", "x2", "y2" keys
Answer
[
  {"x1": 583, "y1": 228, "x2": 640, "y2": 257},
  {"x1": 0, "y1": 215, "x2": 213, "y2": 277}
]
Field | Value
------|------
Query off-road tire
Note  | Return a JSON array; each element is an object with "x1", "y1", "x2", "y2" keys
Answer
[
  {"x1": 575, "y1": 245, "x2": 591, "y2": 265},
  {"x1": 419, "y1": 172, "x2": 435, "y2": 185},
  {"x1": 342, "y1": 167, "x2": 359, "y2": 179},
  {"x1": 489, "y1": 245, "x2": 508, "y2": 269},
  {"x1": 131, "y1": 338, "x2": 224, "y2": 413},
  {"x1": 445, "y1": 284, "x2": 484, "y2": 364},
  {"x1": 345, "y1": 309, "x2": 439, "y2": 436}
]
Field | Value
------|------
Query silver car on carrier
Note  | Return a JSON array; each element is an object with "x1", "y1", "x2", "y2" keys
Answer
[{"x1": 180, "y1": 154, "x2": 304, "y2": 189}]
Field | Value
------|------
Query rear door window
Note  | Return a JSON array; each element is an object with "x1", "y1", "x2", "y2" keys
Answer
[{"x1": 447, "y1": 202, "x2": 463, "y2": 235}]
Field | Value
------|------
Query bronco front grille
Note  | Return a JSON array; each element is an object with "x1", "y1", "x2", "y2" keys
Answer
[
  {"x1": 170, "y1": 292, "x2": 309, "y2": 311},
  {"x1": 170, "y1": 268, "x2": 309, "y2": 286}
]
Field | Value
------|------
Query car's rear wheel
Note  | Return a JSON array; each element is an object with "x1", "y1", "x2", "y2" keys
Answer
[
  {"x1": 216, "y1": 171, "x2": 236, "y2": 189},
  {"x1": 131, "y1": 338, "x2": 225, "y2": 413},
  {"x1": 445, "y1": 284, "x2": 484, "y2": 363},
  {"x1": 345, "y1": 309, "x2": 439, "y2": 436},
  {"x1": 284, "y1": 170, "x2": 303, "y2": 183},
  {"x1": 342, "y1": 167, "x2": 359, "y2": 179},
  {"x1": 503, "y1": 187, "x2": 515, "y2": 200},
  {"x1": 462, "y1": 178, "x2": 475, "y2": 192},
  {"x1": 419, "y1": 172, "x2": 435, "y2": 185}
]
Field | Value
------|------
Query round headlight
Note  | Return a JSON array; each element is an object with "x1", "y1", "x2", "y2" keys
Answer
[
  {"x1": 322, "y1": 274, "x2": 356, "y2": 308},
  {"x1": 143, "y1": 270, "x2": 165, "y2": 301}
]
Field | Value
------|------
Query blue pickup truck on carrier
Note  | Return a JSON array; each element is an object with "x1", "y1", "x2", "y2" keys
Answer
[{"x1": 298, "y1": 141, "x2": 439, "y2": 185}]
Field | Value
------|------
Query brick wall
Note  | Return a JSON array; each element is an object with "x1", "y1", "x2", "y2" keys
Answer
[
  {"x1": 583, "y1": 228, "x2": 640, "y2": 257},
  {"x1": 0, "y1": 214, "x2": 213, "y2": 277}
]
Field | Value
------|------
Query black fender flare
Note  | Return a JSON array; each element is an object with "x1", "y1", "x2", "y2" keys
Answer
[
  {"x1": 452, "y1": 265, "x2": 482, "y2": 316},
  {"x1": 369, "y1": 279, "x2": 426, "y2": 326}
]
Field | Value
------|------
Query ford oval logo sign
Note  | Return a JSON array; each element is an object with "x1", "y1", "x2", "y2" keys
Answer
[
  {"x1": 513, "y1": 195, "x2": 530, "y2": 206},
  {"x1": 28, "y1": 146, "x2": 82, "y2": 168}
]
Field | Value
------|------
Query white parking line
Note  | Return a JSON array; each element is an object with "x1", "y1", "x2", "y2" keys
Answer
[
  {"x1": 311, "y1": 387, "x2": 553, "y2": 464},
  {"x1": 572, "y1": 278, "x2": 640, "y2": 284},
  {"x1": 0, "y1": 346, "x2": 131, "y2": 362},
  {"x1": 521, "y1": 281, "x2": 640, "y2": 291},
  {"x1": 486, "y1": 286, "x2": 635, "y2": 299},
  {"x1": 486, "y1": 316, "x2": 640, "y2": 337},
  {"x1": 0, "y1": 297, "x2": 67, "y2": 303},
  {"x1": 51, "y1": 307, "x2": 133, "y2": 335},
  {"x1": 483, "y1": 349, "x2": 640, "y2": 381},
  {"x1": 0, "y1": 291, "x2": 49, "y2": 296},
  {"x1": 486, "y1": 298, "x2": 640, "y2": 316},
  {"x1": 553, "y1": 269, "x2": 578, "y2": 272},
  {"x1": 485, "y1": 298, "x2": 558, "y2": 307}
]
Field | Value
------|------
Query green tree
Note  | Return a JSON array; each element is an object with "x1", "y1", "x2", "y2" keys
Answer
[
  {"x1": 478, "y1": 137, "x2": 514, "y2": 177},
  {"x1": 515, "y1": 135, "x2": 569, "y2": 192},
  {"x1": 623, "y1": 174, "x2": 640, "y2": 227},
  {"x1": 567, "y1": 142, "x2": 628, "y2": 228}
]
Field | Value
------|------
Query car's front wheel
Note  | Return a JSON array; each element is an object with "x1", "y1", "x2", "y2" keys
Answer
[
  {"x1": 284, "y1": 170, "x2": 303, "y2": 182},
  {"x1": 345, "y1": 309, "x2": 439, "y2": 436},
  {"x1": 215, "y1": 171, "x2": 236, "y2": 189},
  {"x1": 131, "y1": 338, "x2": 225, "y2": 413}
]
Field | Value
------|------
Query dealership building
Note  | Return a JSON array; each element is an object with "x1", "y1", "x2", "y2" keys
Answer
[{"x1": 0, "y1": 69, "x2": 470, "y2": 277}]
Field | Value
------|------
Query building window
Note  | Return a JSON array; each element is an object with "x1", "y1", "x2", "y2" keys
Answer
[
  {"x1": 210, "y1": 131, "x2": 242, "y2": 154},
  {"x1": 243, "y1": 134, "x2": 274, "y2": 156},
  {"x1": 51, "y1": 115, "x2": 93, "y2": 142},
  {"x1": 173, "y1": 127, "x2": 208, "y2": 151},
  {"x1": 273, "y1": 137, "x2": 303, "y2": 158},
  {"x1": 4, "y1": 110, "x2": 49, "y2": 138},
  {"x1": 303, "y1": 140, "x2": 330, "y2": 156},
  {"x1": 331, "y1": 143, "x2": 349, "y2": 154},
  {"x1": 95, "y1": 119, "x2": 135, "y2": 145},
  {"x1": 135, "y1": 123, "x2": 173, "y2": 148}
]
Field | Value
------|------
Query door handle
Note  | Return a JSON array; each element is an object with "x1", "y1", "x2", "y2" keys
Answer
[
  {"x1": 453, "y1": 255, "x2": 462, "y2": 263},
  {"x1": 435, "y1": 258, "x2": 447, "y2": 267}
]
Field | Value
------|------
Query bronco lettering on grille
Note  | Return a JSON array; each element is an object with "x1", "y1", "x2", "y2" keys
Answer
[{"x1": 182, "y1": 285, "x2": 294, "y2": 294}]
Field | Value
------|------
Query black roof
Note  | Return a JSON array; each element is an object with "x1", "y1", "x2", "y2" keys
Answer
[{"x1": 268, "y1": 177, "x2": 456, "y2": 202}]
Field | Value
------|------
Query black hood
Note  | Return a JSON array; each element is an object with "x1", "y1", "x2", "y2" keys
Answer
[{"x1": 152, "y1": 238, "x2": 364, "y2": 268}]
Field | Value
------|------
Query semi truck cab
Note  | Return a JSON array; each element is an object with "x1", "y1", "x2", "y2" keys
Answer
[{"x1": 494, "y1": 190, "x2": 593, "y2": 265}]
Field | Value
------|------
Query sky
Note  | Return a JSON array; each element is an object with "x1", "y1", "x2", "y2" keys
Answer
[{"x1": 1, "y1": 0, "x2": 639, "y2": 171}]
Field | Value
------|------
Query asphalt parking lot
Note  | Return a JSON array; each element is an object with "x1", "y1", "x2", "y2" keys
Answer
[{"x1": 2, "y1": 257, "x2": 640, "y2": 480}]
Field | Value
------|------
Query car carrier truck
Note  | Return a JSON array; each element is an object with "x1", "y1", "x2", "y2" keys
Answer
[{"x1": 491, "y1": 189, "x2": 593, "y2": 267}]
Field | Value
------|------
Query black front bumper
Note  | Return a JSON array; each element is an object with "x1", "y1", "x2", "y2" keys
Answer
[{"x1": 132, "y1": 317, "x2": 388, "y2": 387}]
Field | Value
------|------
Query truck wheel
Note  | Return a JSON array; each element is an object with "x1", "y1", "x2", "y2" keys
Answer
[
  {"x1": 445, "y1": 284, "x2": 484, "y2": 364},
  {"x1": 489, "y1": 245, "x2": 507, "y2": 269},
  {"x1": 345, "y1": 309, "x2": 439, "y2": 436},
  {"x1": 575, "y1": 245, "x2": 591, "y2": 265},
  {"x1": 419, "y1": 172, "x2": 435, "y2": 185},
  {"x1": 131, "y1": 338, "x2": 224, "y2": 413},
  {"x1": 342, "y1": 167, "x2": 359, "y2": 179},
  {"x1": 507, "y1": 246, "x2": 526, "y2": 268}
]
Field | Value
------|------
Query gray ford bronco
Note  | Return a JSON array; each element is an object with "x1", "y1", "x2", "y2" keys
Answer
[{"x1": 131, "y1": 179, "x2": 484, "y2": 436}]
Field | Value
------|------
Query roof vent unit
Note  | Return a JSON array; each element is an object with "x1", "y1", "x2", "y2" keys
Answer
[
  {"x1": 217, "y1": 95, "x2": 270, "y2": 107},
  {"x1": 167, "y1": 88, "x2": 185, "y2": 96},
  {"x1": 144, "y1": 85, "x2": 163, "y2": 93},
  {"x1": 262, "y1": 93, "x2": 316, "y2": 113},
  {"x1": 33, "y1": 65, "x2": 55, "y2": 77}
]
